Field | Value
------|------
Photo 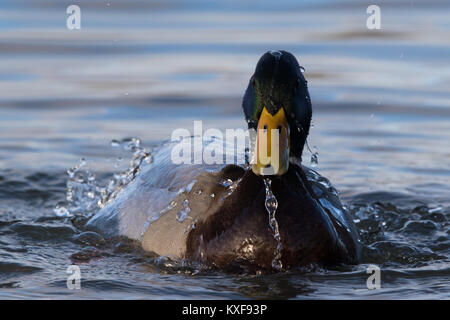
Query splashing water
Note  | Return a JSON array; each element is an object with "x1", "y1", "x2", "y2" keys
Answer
[
  {"x1": 54, "y1": 157, "x2": 101, "y2": 217},
  {"x1": 55, "y1": 137, "x2": 153, "y2": 218},
  {"x1": 220, "y1": 177, "x2": 242, "y2": 201},
  {"x1": 310, "y1": 146, "x2": 319, "y2": 168},
  {"x1": 263, "y1": 178, "x2": 283, "y2": 271},
  {"x1": 102, "y1": 137, "x2": 153, "y2": 208}
]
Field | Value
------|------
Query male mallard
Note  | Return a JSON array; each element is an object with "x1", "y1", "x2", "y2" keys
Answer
[{"x1": 86, "y1": 51, "x2": 360, "y2": 272}]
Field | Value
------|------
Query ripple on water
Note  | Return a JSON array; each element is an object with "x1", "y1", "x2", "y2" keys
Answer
[
  {"x1": 0, "y1": 134, "x2": 449, "y2": 299},
  {"x1": 72, "y1": 231, "x2": 106, "y2": 247},
  {"x1": 349, "y1": 198, "x2": 449, "y2": 270},
  {"x1": 70, "y1": 246, "x2": 110, "y2": 263},
  {"x1": 0, "y1": 261, "x2": 42, "y2": 281},
  {"x1": 9, "y1": 222, "x2": 77, "y2": 241}
]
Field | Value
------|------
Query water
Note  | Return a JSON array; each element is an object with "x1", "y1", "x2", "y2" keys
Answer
[
  {"x1": 176, "y1": 199, "x2": 191, "y2": 223},
  {"x1": 0, "y1": 0, "x2": 449, "y2": 299},
  {"x1": 263, "y1": 178, "x2": 283, "y2": 271}
]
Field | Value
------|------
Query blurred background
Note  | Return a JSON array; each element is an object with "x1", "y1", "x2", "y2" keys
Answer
[
  {"x1": 0, "y1": 0, "x2": 449, "y2": 299},
  {"x1": 1, "y1": 0, "x2": 449, "y2": 199}
]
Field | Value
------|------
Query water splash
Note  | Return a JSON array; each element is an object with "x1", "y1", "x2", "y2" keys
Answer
[
  {"x1": 226, "y1": 178, "x2": 241, "y2": 196},
  {"x1": 220, "y1": 177, "x2": 242, "y2": 200},
  {"x1": 263, "y1": 178, "x2": 283, "y2": 271},
  {"x1": 54, "y1": 157, "x2": 102, "y2": 217},
  {"x1": 55, "y1": 137, "x2": 153, "y2": 218},
  {"x1": 100, "y1": 138, "x2": 153, "y2": 208}
]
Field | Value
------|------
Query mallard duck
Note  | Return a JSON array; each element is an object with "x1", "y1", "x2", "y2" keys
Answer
[{"x1": 86, "y1": 50, "x2": 360, "y2": 272}]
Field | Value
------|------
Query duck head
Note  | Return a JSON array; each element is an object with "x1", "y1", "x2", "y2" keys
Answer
[{"x1": 243, "y1": 50, "x2": 312, "y2": 176}]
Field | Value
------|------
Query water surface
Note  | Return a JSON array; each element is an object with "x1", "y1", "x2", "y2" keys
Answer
[{"x1": 0, "y1": 0, "x2": 449, "y2": 299}]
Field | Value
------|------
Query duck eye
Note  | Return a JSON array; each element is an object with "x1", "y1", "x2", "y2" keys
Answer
[{"x1": 251, "y1": 78, "x2": 256, "y2": 88}]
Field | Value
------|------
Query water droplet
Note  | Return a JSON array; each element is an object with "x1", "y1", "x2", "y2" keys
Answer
[
  {"x1": 221, "y1": 178, "x2": 233, "y2": 188},
  {"x1": 67, "y1": 168, "x2": 75, "y2": 178},
  {"x1": 110, "y1": 139, "x2": 120, "y2": 148},
  {"x1": 158, "y1": 201, "x2": 177, "y2": 218},
  {"x1": 87, "y1": 173, "x2": 96, "y2": 182},
  {"x1": 144, "y1": 154, "x2": 153, "y2": 164},
  {"x1": 185, "y1": 219, "x2": 198, "y2": 234},
  {"x1": 54, "y1": 205, "x2": 71, "y2": 217},
  {"x1": 269, "y1": 50, "x2": 282, "y2": 59},
  {"x1": 299, "y1": 66, "x2": 305, "y2": 73},
  {"x1": 310, "y1": 152, "x2": 318, "y2": 168},
  {"x1": 124, "y1": 137, "x2": 141, "y2": 151},
  {"x1": 176, "y1": 199, "x2": 191, "y2": 223},
  {"x1": 75, "y1": 172, "x2": 84, "y2": 183},
  {"x1": 185, "y1": 180, "x2": 196, "y2": 193}
]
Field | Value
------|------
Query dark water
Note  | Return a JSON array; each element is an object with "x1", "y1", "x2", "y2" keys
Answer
[{"x1": 0, "y1": 0, "x2": 449, "y2": 299}]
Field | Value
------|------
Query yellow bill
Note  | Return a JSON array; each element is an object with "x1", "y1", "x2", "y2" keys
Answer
[{"x1": 252, "y1": 107, "x2": 290, "y2": 176}]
